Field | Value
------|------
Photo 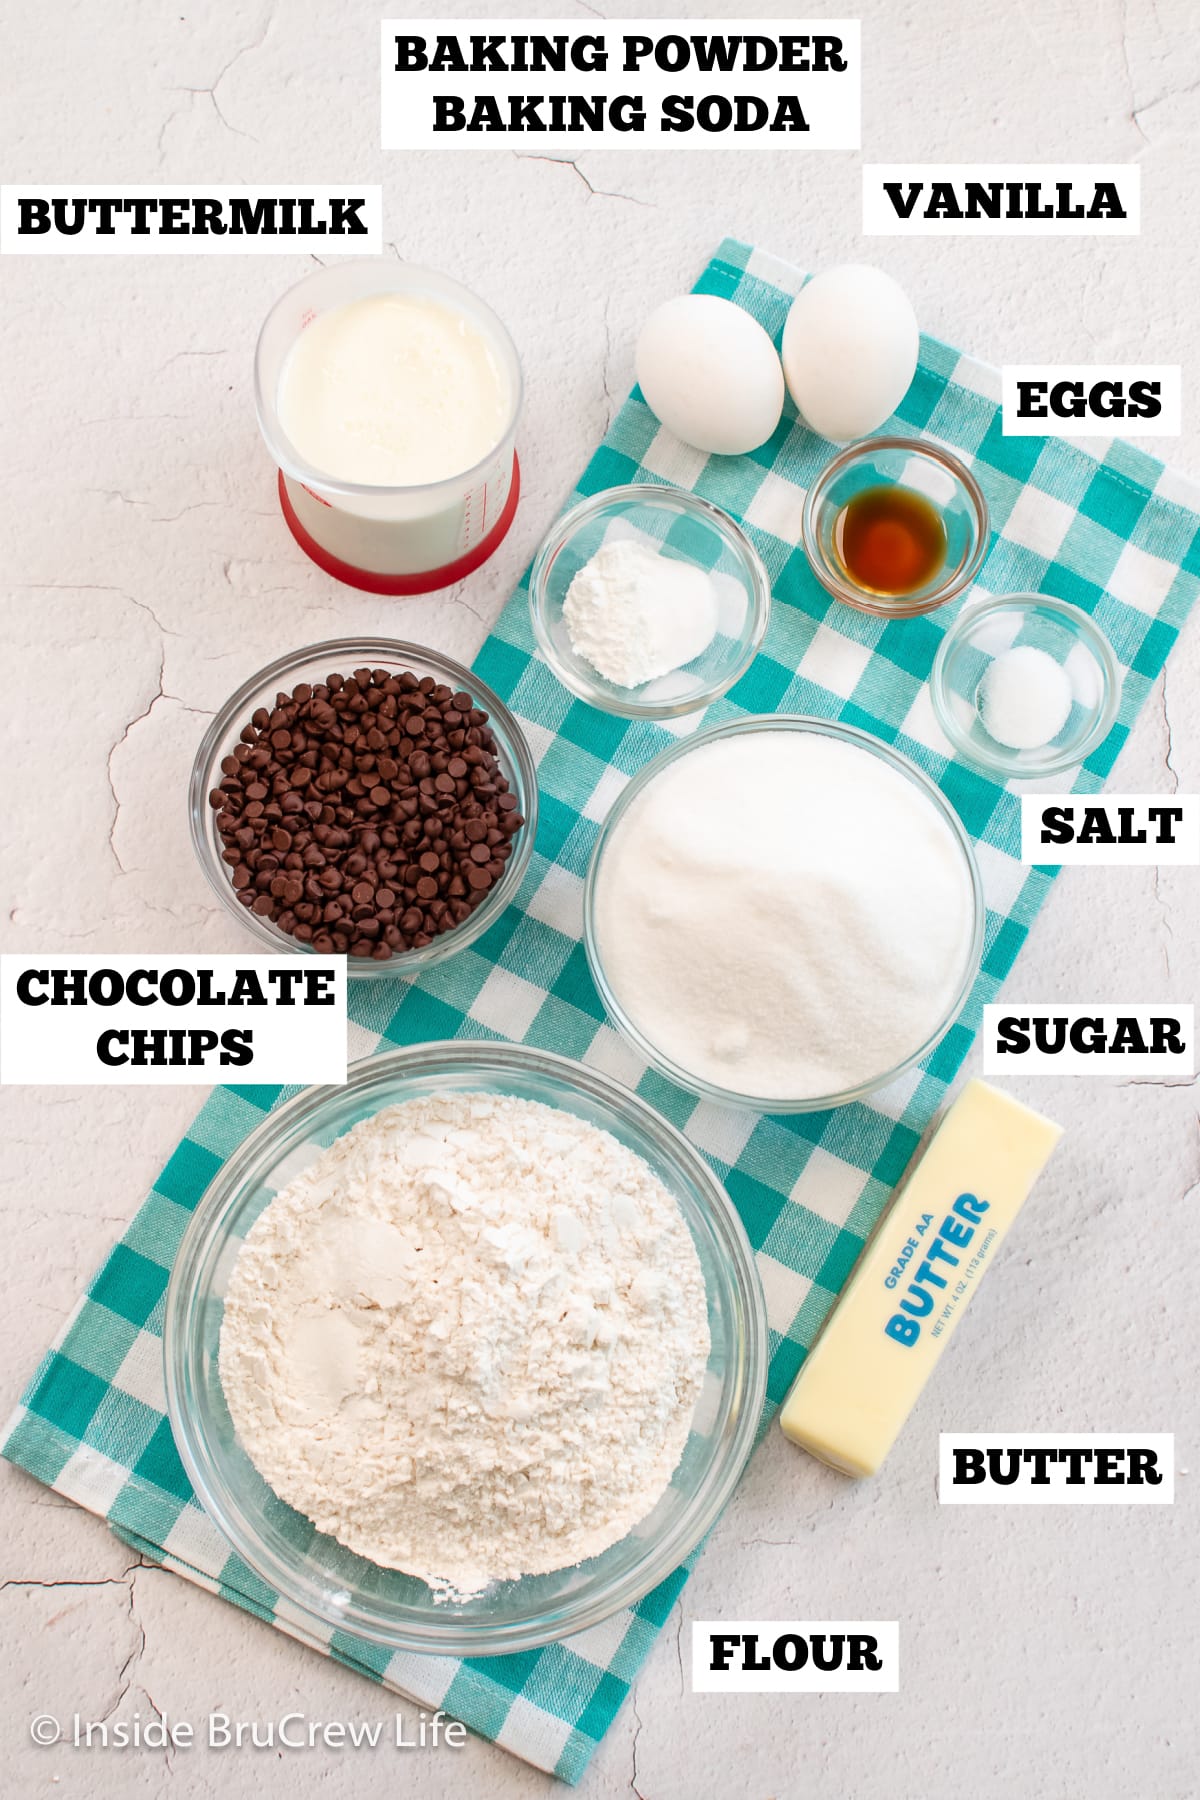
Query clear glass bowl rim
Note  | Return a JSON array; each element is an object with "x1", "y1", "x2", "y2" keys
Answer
[
  {"x1": 801, "y1": 436, "x2": 990, "y2": 617},
  {"x1": 528, "y1": 482, "x2": 773, "y2": 720},
  {"x1": 187, "y1": 637, "x2": 539, "y2": 981},
  {"x1": 584, "y1": 714, "x2": 986, "y2": 1112},
  {"x1": 163, "y1": 1040, "x2": 768, "y2": 1655},
  {"x1": 253, "y1": 262, "x2": 525, "y2": 502},
  {"x1": 929, "y1": 592, "x2": 1123, "y2": 778}
]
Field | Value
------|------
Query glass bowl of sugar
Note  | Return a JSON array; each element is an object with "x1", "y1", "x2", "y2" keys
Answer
[
  {"x1": 930, "y1": 594, "x2": 1122, "y2": 779},
  {"x1": 584, "y1": 716, "x2": 984, "y2": 1113},
  {"x1": 528, "y1": 483, "x2": 771, "y2": 719}
]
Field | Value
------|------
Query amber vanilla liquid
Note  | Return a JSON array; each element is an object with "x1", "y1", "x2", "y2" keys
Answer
[{"x1": 835, "y1": 486, "x2": 947, "y2": 596}]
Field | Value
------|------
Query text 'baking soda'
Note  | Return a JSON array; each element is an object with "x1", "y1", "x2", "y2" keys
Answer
[{"x1": 380, "y1": 20, "x2": 862, "y2": 148}]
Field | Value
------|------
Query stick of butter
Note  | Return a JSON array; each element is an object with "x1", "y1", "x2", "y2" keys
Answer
[{"x1": 779, "y1": 1079, "x2": 1063, "y2": 1477}]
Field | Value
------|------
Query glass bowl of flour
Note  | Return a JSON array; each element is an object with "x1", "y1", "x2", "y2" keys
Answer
[
  {"x1": 585, "y1": 716, "x2": 985, "y2": 1111},
  {"x1": 164, "y1": 1042, "x2": 766, "y2": 1655},
  {"x1": 528, "y1": 484, "x2": 771, "y2": 718}
]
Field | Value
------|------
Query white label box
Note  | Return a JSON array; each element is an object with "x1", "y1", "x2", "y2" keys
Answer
[
  {"x1": 982, "y1": 1003, "x2": 1194, "y2": 1077},
  {"x1": 692, "y1": 1621, "x2": 899, "y2": 1693},
  {"x1": 0, "y1": 186, "x2": 382, "y2": 254},
  {"x1": 863, "y1": 163, "x2": 1139, "y2": 235},
  {"x1": 940, "y1": 1434, "x2": 1174, "y2": 1504},
  {"x1": 1020, "y1": 795, "x2": 1199, "y2": 866},
  {"x1": 381, "y1": 19, "x2": 861, "y2": 148},
  {"x1": 0, "y1": 955, "x2": 347, "y2": 1085},
  {"x1": 1001, "y1": 365, "x2": 1181, "y2": 437}
]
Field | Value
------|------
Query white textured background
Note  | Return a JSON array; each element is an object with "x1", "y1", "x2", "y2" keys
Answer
[{"x1": 1, "y1": 1, "x2": 1197, "y2": 1795}]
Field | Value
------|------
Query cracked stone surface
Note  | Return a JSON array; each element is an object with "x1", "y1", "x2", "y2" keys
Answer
[{"x1": 1, "y1": 2, "x2": 1198, "y2": 1796}]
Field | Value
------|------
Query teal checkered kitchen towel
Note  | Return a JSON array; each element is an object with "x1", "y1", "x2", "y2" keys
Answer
[{"x1": 6, "y1": 241, "x2": 1200, "y2": 1782}]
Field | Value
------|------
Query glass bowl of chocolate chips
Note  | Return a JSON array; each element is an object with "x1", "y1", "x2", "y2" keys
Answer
[{"x1": 190, "y1": 639, "x2": 537, "y2": 977}]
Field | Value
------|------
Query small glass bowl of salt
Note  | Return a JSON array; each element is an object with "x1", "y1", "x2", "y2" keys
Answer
[
  {"x1": 528, "y1": 483, "x2": 771, "y2": 719},
  {"x1": 931, "y1": 594, "x2": 1122, "y2": 779}
]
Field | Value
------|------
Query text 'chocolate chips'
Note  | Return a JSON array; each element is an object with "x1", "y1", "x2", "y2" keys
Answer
[{"x1": 208, "y1": 667, "x2": 525, "y2": 962}]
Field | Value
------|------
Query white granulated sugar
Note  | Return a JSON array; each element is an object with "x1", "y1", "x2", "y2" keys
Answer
[
  {"x1": 220, "y1": 1092, "x2": 710, "y2": 1598},
  {"x1": 562, "y1": 537, "x2": 718, "y2": 687},
  {"x1": 978, "y1": 644, "x2": 1073, "y2": 750},
  {"x1": 593, "y1": 731, "x2": 977, "y2": 1101}
]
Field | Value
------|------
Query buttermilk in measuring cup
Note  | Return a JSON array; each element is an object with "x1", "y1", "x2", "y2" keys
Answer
[{"x1": 279, "y1": 291, "x2": 510, "y2": 488}]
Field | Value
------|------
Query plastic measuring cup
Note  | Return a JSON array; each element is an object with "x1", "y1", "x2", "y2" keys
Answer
[{"x1": 255, "y1": 263, "x2": 523, "y2": 595}]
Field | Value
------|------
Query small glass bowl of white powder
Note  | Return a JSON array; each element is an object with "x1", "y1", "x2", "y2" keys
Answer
[
  {"x1": 931, "y1": 594, "x2": 1122, "y2": 779},
  {"x1": 529, "y1": 484, "x2": 771, "y2": 718},
  {"x1": 164, "y1": 1041, "x2": 766, "y2": 1656}
]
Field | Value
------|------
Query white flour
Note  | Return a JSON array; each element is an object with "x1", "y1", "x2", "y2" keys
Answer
[
  {"x1": 562, "y1": 537, "x2": 718, "y2": 687},
  {"x1": 593, "y1": 730, "x2": 977, "y2": 1101},
  {"x1": 220, "y1": 1092, "x2": 710, "y2": 1597}
]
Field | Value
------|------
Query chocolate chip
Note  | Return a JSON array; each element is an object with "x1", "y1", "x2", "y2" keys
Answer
[{"x1": 211, "y1": 664, "x2": 524, "y2": 962}]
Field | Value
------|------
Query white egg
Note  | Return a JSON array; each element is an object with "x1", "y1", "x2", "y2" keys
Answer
[
  {"x1": 781, "y1": 265, "x2": 919, "y2": 442},
  {"x1": 635, "y1": 294, "x2": 784, "y2": 456}
]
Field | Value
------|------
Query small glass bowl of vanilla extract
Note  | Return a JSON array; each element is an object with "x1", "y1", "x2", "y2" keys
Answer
[{"x1": 802, "y1": 438, "x2": 990, "y2": 617}]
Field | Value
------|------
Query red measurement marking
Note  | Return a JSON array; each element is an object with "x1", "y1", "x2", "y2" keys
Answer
[{"x1": 277, "y1": 463, "x2": 520, "y2": 595}]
